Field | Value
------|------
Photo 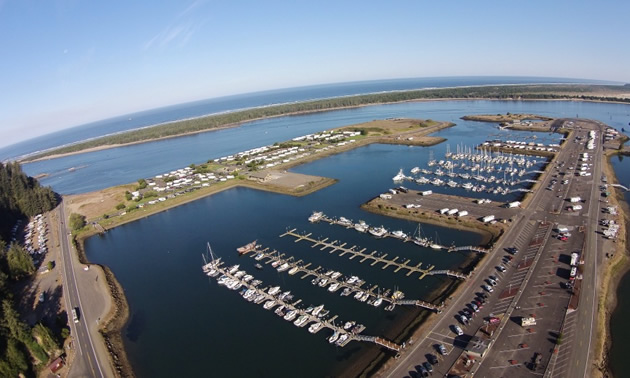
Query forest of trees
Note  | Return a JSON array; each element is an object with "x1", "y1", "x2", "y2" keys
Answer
[
  {"x1": 26, "y1": 84, "x2": 630, "y2": 161},
  {"x1": 0, "y1": 162, "x2": 59, "y2": 242},
  {"x1": 0, "y1": 163, "x2": 61, "y2": 375}
]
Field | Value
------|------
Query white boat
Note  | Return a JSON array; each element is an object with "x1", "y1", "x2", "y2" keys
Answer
[
  {"x1": 354, "y1": 221, "x2": 368, "y2": 233},
  {"x1": 288, "y1": 266, "x2": 299, "y2": 275},
  {"x1": 410, "y1": 166, "x2": 420, "y2": 174},
  {"x1": 360, "y1": 293, "x2": 369, "y2": 302},
  {"x1": 283, "y1": 310, "x2": 297, "y2": 321},
  {"x1": 337, "y1": 217, "x2": 353, "y2": 227},
  {"x1": 318, "y1": 278, "x2": 328, "y2": 287},
  {"x1": 277, "y1": 262, "x2": 290, "y2": 272},
  {"x1": 343, "y1": 321, "x2": 356, "y2": 330},
  {"x1": 309, "y1": 211, "x2": 324, "y2": 222},
  {"x1": 271, "y1": 260, "x2": 282, "y2": 268},
  {"x1": 354, "y1": 291, "x2": 364, "y2": 300},
  {"x1": 268, "y1": 286, "x2": 281, "y2": 295},
  {"x1": 330, "y1": 271, "x2": 342, "y2": 280},
  {"x1": 254, "y1": 253, "x2": 265, "y2": 260},
  {"x1": 309, "y1": 322, "x2": 323, "y2": 333},
  {"x1": 294, "y1": 315, "x2": 309, "y2": 327},
  {"x1": 312, "y1": 304, "x2": 325, "y2": 317},
  {"x1": 391, "y1": 230, "x2": 407, "y2": 239},
  {"x1": 263, "y1": 300, "x2": 276, "y2": 310},
  {"x1": 274, "y1": 305, "x2": 286, "y2": 316},
  {"x1": 328, "y1": 282, "x2": 340, "y2": 292},
  {"x1": 430, "y1": 243, "x2": 442, "y2": 250},
  {"x1": 328, "y1": 331, "x2": 339, "y2": 343},
  {"x1": 341, "y1": 287, "x2": 353, "y2": 296},
  {"x1": 233, "y1": 270, "x2": 245, "y2": 278},
  {"x1": 373, "y1": 298, "x2": 383, "y2": 307},
  {"x1": 392, "y1": 169, "x2": 405, "y2": 182},
  {"x1": 228, "y1": 265, "x2": 240, "y2": 274},
  {"x1": 369, "y1": 226, "x2": 388, "y2": 238},
  {"x1": 336, "y1": 333, "x2": 349, "y2": 346},
  {"x1": 347, "y1": 276, "x2": 359, "y2": 284}
]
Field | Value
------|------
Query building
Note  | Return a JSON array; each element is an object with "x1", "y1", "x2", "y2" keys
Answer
[{"x1": 465, "y1": 335, "x2": 492, "y2": 358}]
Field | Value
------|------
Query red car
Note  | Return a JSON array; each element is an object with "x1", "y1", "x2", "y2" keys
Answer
[{"x1": 559, "y1": 236, "x2": 568, "y2": 241}]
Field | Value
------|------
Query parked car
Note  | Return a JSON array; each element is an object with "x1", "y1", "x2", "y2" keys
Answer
[
  {"x1": 497, "y1": 266, "x2": 507, "y2": 273},
  {"x1": 437, "y1": 344, "x2": 448, "y2": 355},
  {"x1": 427, "y1": 354, "x2": 439, "y2": 365},
  {"x1": 452, "y1": 325, "x2": 463, "y2": 336},
  {"x1": 482, "y1": 284, "x2": 494, "y2": 293},
  {"x1": 422, "y1": 361, "x2": 433, "y2": 373}
]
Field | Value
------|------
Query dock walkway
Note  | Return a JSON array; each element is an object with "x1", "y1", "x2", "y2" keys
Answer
[
  {"x1": 205, "y1": 261, "x2": 403, "y2": 351},
  {"x1": 248, "y1": 244, "x2": 444, "y2": 313}
]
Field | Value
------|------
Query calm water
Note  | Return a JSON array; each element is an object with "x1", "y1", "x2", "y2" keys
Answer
[
  {"x1": 607, "y1": 154, "x2": 630, "y2": 377},
  {"x1": 23, "y1": 100, "x2": 630, "y2": 195},
  {"x1": 11, "y1": 81, "x2": 627, "y2": 377},
  {"x1": 0, "y1": 76, "x2": 605, "y2": 161},
  {"x1": 85, "y1": 143, "x2": 484, "y2": 378}
]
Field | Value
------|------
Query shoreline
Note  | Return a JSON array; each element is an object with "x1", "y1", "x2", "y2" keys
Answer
[
  {"x1": 59, "y1": 111, "x2": 624, "y2": 377},
  {"x1": 22, "y1": 94, "x2": 630, "y2": 164},
  {"x1": 596, "y1": 150, "x2": 630, "y2": 377}
]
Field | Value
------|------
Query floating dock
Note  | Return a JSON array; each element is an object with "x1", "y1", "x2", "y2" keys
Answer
[
  {"x1": 248, "y1": 244, "x2": 443, "y2": 313},
  {"x1": 203, "y1": 259, "x2": 403, "y2": 352},
  {"x1": 280, "y1": 229, "x2": 469, "y2": 283},
  {"x1": 309, "y1": 213, "x2": 489, "y2": 254}
]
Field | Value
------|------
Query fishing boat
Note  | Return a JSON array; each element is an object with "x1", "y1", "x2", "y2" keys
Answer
[
  {"x1": 391, "y1": 230, "x2": 407, "y2": 239},
  {"x1": 237, "y1": 241, "x2": 257, "y2": 255}
]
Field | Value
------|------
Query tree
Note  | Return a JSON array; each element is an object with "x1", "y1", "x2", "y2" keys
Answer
[
  {"x1": 5, "y1": 244, "x2": 34, "y2": 279},
  {"x1": 69, "y1": 213, "x2": 86, "y2": 231},
  {"x1": 60, "y1": 328, "x2": 70, "y2": 340},
  {"x1": 136, "y1": 179, "x2": 147, "y2": 190},
  {"x1": 115, "y1": 203, "x2": 125, "y2": 210},
  {"x1": 125, "y1": 191, "x2": 132, "y2": 201},
  {"x1": 46, "y1": 261, "x2": 54, "y2": 271}
]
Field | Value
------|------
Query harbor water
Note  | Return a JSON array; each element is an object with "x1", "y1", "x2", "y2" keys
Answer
[
  {"x1": 607, "y1": 154, "x2": 630, "y2": 378},
  {"x1": 15, "y1": 92, "x2": 629, "y2": 376}
]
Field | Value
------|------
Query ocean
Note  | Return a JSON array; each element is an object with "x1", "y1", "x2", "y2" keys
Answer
[{"x1": 0, "y1": 76, "x2": 613, "y2": 162}]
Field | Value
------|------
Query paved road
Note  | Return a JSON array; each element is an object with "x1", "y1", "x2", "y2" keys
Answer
[
  {"x1": 58, "y1": 202, "x2": 105, "y2": 378},
  {"x1": 384, "y1": 119, "x2": 608, "y2": 378}
]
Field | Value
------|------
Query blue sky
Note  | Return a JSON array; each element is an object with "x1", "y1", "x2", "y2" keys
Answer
[{"x1": 1, "y1": 0, "x2": 629, "y2": 148}]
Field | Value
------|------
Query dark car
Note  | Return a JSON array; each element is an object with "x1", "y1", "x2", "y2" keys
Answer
[
  {"x1": 417, "y1": 365, "x2": 429, "y2": 377},
  {"x1": 422, "y1": 361, "x2": 433, "y2": 373},
  {"x1": 427, "y1": 354, "x2": 439, "y2": 365}
]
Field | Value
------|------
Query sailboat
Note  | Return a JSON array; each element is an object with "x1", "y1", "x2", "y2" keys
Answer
[{"x1": 202, "y1": 243, "x2": 222, "y2": 276}]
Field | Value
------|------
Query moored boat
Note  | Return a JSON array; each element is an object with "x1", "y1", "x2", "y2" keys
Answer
[{"x1": 237, "y1": 240, "x2": 257, "y2": 255}]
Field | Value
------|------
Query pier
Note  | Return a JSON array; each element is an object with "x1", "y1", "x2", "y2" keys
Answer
[
  {"x1": 280, "y1": 229, "x2": 468, "y2": 284},
  {"x1": 310, "y1": 213, "x2": 493, "y2": 253},
  {"x1": 249, "y1": 244, "x2": 444, "y2": 313},
  {"x1": 203, "y1": 260, "x2": 403, "y2": 351}
]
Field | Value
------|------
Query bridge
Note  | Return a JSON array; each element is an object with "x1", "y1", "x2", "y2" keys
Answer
[{"x1": 448, "y1": 245, "x2": 490, "y2": 254}]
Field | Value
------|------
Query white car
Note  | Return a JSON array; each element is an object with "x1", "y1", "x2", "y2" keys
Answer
[
  {"x1": 482, "y1": 284, "x2": 494, "y2": 293},
  {"x1": 453, "y1": 325, "x2": 463, "y2": 336}
]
